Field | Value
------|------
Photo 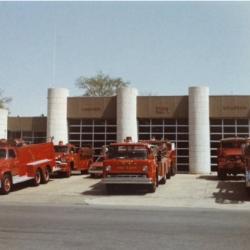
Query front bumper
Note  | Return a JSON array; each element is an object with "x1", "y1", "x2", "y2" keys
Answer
[
  {"x1": 53, "y1": 161, "x2": 68, "y2": 173},
  {"x1": 219, "y1": 162, "x2": 245, "y2": 173},
  {"x1": 102, "y1": 175, "x2": 153, "y2": 185},
  {"x1": 246, "y1": 170, "x2": 250, "y2": 188},
  {"x1": 89, "y1": 168, "x2": 103, "y2": 175}
]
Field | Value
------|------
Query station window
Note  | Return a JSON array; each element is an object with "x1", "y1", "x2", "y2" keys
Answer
[
  {"x1": 209, "y1": 118, "x2": 250, "y2": 169},
  {"x1": 68, "y1": 119, "x2": 117, "y2": 158},
  {"x1": 94, "y1": 126, "x2": 105, "y2": 133},
  {"x1": 106, "y1": 126, "x2": 116, "y2": 133},
  {"x1": 138, "y1": 119, "x2": 189, "y2": 171},
  {"x1": 69, "y1": 126, "x2": 80, "y2": 133},
  {"x1": 82, "y1": 127, "x2": 93, "y2": 133},
  {"x1": 164, "y1": 127, "x2": 176, "y2": 133}
]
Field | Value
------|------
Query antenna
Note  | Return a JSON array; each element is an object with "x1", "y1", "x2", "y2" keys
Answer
[{"x1": 52, "y1": 24, "x2": 57, "y2": 85}]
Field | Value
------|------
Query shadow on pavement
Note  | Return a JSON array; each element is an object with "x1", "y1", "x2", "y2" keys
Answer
[
  {"x1": 213, "y1": 180, "x2": 250, "y2": 204},
  {"x1": 199, "y1": 175, "x2": 250, "y2": 204},
  {"x1": 197, "y1": 175, "x2": 218, "y2": 181},
  {"x1": 81, "y1": 182, "x2": 148, "y2": 196},
  {"x1": 84, "y1": 175, "x2": 102, "y2": 180},
  {"x1": 9, "y1": 181, "x2": 31, "y2": 193},
  {"x1": 81, "y1": 181, "x2": 106, "y2": 196},
  {"x1": 50, "y1": 171, "x2": 85, "y2": 179},
  {"x1": 198, "y1": 174, "x2": 244, "y2": 181},
  {"x1": 7, "y1": 179, "x2": 54, "y2": 194}
]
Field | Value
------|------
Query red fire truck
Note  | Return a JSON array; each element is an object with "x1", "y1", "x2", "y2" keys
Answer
[
  {"x1": 140, "y1": 139, "x2": 177, "y2": 183},
  {"x1": 53, "y1": 143, "x2": 93, "y2": 177},
  {"x1": 217, "y1": 137, "x2": 246, "y2": 180},
  {"x1": 0, "y1": 140, "x2": 55, "y2": 194},
  {"x1": 242, "y1": 140, "x2": 250, "y2": 194},
  {"x1": 102, "y1": 142, "x2": 162, "y2": 193}
]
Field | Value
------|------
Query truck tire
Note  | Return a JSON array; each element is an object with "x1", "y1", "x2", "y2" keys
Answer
[
  {"x1": 171, "y1": 163, "x2": 177, "y2": 176},
  {"x1": 149, "y1": 170, "x2": 158, "y2": 193},
  {"x1": 159, "y1": 175, "x2": 166, "y2": 185},
  {"x1": 41, "y1": 167, "x2": 50, "y2": 184},
  {"x1": 1, "y1": 174, "x2": 12, "y2": 195},
  {"x1": 156, "y1": 167, "x2": 159, "y2": 187},
  {"x1": 149, "y1": 182, "x2": 156, "y2": 193},
  {"x1": 70, "y1": 162, "x2": 74, "y2": 170},
  {"x1": 33, "y1": 169, "x2": 42, "y2": 186},
  {"x1": 246, "y1": 187, "x2": 250, "y2": 196},
  {"x1": 80, "y1": 170, "x2": 88, "y2": 175},
  {"x1": 64, "y1": 169, "x2": 71, "y2": 178},
  {"x1": 166, "y1": 169, "x2": 171, "y2": 179}
]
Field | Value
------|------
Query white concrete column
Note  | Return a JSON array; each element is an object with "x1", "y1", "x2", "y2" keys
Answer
[
  {"x1": 188, "y1": 86, "x2": 211, "y2": 174},
  {"x1": 0, "y1": 108, "x2": 8, "y2": 139},
  {"x1": 47, "y1": 88, "x2": 69, "y2": 144},
  {"x1": 117, "y1": 86, "x2": 138, "y2": 142}
]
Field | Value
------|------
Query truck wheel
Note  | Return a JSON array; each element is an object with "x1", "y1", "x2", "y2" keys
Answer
[
  {"x1": 80, "y1": 170, "x2": 88, "y2": 175},
  {"x1": 159, "y1": 175, "x2": 166, "y2": 185},
  {"x1": 41, "y1": 168, "x2": 50, "y2": 184},
  {"x1": 218, "y1": 170, "x2": 226, "y2": 180},
  {"x1": 33, "y1": 169, "x2": 42, "y2": 186},
  {"x1": 1, "y1": 174, "x2": 12, "y2": 195},
  {"x1": 156, "y1": 168, "x2": 159, "y2": 187},
  {"x1": 64, "y1": 169, "x2": 71, "y2": 178},
  {"x1": 171, "y1": 164, "x2": 177, "y2": 176},
  {"x1": 149, "y1": 182, "x2": 156, "y2": 193},
  {"x1": 149, "y1": 171, "x2": 158, "y2": 193},
  {"x1": 166, "y1": 169, "x2": 171, "y2": 179}
]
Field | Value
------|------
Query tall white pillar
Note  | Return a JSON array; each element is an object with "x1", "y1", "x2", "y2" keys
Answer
[
  {"x1": 189, "y1": 86, "x2": 211, "y2": 174},
  {"x1": 0, "y1": 108, "x2": 8, "y2": 139},
  {"x1": 117, "y1": 87, "x2": 138, "y2": 142},
  {"x1": 47, "y1": 88, "x2": 69, "y2": 144}
]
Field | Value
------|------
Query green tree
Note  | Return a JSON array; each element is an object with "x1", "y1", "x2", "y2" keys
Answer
[
  {"x1": 76, "y1": 72, "x2": 129, "y2": 96},
  {"x1": 0, "y1": 89, "x2": 12, "y2": 109}
]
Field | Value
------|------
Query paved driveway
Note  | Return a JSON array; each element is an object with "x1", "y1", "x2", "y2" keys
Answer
[{"x1": 0, "y1": 173, "x2": 250, "y2": 210}]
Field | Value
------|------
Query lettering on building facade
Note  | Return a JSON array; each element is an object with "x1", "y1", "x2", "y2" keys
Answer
[{"x1": 155, "y1": 106, "x2": 169, "y2": 114}]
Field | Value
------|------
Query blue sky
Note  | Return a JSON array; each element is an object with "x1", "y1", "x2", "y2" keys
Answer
[{"x1": 0, "y1": 1, "x2": 250, "y2": 116}]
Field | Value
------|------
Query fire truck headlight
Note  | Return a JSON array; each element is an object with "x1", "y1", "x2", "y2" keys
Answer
[
  {"x1": 105, "y1": 165, "x2": 112, "y2": 172},
  {"x1": 142, "y1": 165, "x2": 148, "y2": 172}
]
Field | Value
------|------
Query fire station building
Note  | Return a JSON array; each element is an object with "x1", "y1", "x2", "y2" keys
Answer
[{"x1": 2, "y1": 86, "x2": 250, "y2": 174}]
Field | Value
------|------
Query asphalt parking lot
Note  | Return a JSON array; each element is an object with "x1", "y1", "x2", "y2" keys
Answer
[{"x1": 0, "y1": 173, "x2": 250, "y2": 210}]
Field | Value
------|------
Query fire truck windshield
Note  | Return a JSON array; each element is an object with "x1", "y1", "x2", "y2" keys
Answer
[
  {"x1": 54, "y1": 146, "x2": 68, "y2": 153},
  {"x1": 108, "y1": 145, "x2": 148, "y2": 160},
  {"x1": 221, "y1": 140, "x2": 245, "y2": 148},
  {"x1": 0, "y1": 149, "x2": 6, "y2": 159}
]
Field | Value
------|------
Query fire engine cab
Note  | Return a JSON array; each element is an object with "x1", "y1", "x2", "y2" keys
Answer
[
  {"x1": 217, "y1": 137, "x2": 246, "y2": 180},
  {"x1": 102, "y1": 142, "x2": 161, "y2": 193}
]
